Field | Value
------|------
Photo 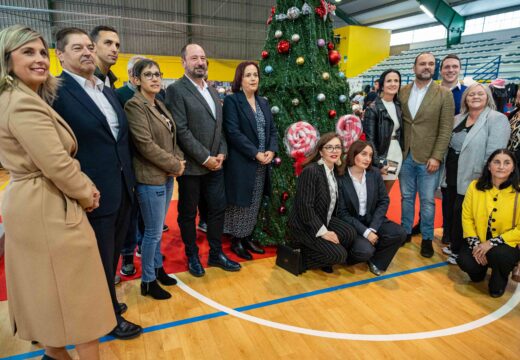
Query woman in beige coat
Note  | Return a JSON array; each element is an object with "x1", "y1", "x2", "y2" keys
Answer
[{"x1": 0, "y1": 25, "x2": 115, "y2": 359}]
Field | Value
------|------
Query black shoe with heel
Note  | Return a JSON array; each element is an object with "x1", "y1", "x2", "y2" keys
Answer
[
  {"x1": 155, "y1": 267, "x2": 177, "y2": 286},
  {"x1": 231, "y1": 238, "x2": 252, "y2": 260},
  {"x1": 243, "y1": 237, "x2": 265, "y2": 254},
  {"x1": 141, "y1": 280, "x2": 171, "y2": 300}
]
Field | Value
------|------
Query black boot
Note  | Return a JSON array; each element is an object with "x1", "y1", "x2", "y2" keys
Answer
[
  {"x1": 155, "y1": 267, "x2": 177, "y2": 286},
  {"x1": 242, "y1": 237, "x2": 265, "y2": 254},
  {"x1": 42, "y1": 355, "x2": 57, "y2": 360},
  {"x1": 141, "y1": 280, "x2": 171, "y2": 300},
  {"x1": 231, "y1": 237, "x2": 252, "y2": 260}
]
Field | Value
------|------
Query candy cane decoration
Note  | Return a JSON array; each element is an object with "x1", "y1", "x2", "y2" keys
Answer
[
  {"x1": 284, "y1": 121, "x2": 319, "y2": 158},
  {"x1": 336, "y1": 114, "x2": 362, "y2": 150}
]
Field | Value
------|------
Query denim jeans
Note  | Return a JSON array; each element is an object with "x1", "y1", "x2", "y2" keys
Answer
[
  {"x1": 399, "y1": 154, "x2": 440, "y2": 240},
  {"x1": 136, "y1": 177, "x2": 174, "y2": 282}
]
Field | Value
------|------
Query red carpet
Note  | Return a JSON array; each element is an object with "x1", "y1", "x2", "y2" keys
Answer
[{"x1": 0, "y1": 184, "x2": 442, "y2": 301}]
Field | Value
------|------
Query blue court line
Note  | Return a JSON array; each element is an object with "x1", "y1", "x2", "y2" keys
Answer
[{"x1": 0, "y1": 261, "x2": 448, "y2": 360}]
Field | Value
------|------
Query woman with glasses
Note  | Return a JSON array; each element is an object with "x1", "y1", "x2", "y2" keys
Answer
[
  {"x1": 288, "y1": 133, "x2": 356, "y2": 273},
  {"x1": 125, "y1": 59, "x2": 185, "y2": 300},
  {"x1": 337, "y1": 140, "x2": 406, "y2": 276},
  {"x1": 223, "y1": 61, "x2": 278, "y2": 260},
  {"x1": 363, "y1": 69, "x2": 403, "y2": 193},
  {"x1": 440, "y1": 83, "x2": 510, "y2": 265}
]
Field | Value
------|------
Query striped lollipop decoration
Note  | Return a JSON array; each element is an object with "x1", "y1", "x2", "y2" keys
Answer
[
  {"x1": 336, "y1": 114, "x2": 362, "y2": 151},
  {"x1": 284, "y1": 121, "x2": 319, "y2": 159}
]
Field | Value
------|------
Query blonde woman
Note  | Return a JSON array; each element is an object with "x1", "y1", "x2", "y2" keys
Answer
[{"x1": 0, "y1": 25, "x2": 115, "y2": 359}]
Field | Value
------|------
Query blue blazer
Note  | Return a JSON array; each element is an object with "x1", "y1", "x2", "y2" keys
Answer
[
  {"x1": 53, "y1": 72, "x2": 135, "y2": 217},
  {"x1": 223, "y1": 92, "x2": 278, "y2": 207}
]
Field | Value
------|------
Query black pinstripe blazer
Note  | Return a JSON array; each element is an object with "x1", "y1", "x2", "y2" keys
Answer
[{"x1": 288, "y1": 162, "x2": 336, "y2": 236}]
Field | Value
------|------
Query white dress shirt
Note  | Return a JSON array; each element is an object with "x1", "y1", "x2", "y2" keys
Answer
[
  {"x1": 63, "y1": 70, "x2": 119, "y2": 139},
  {"x1": 316, "y1": 160, "x2": 338, "y2": 237},
  {"x1": 348, "y1": 167, "x2": 376, "y2": 239},
  {"x1": 408, "y1": 80, "x2": 432, "y2": 119},
  {"x1": 186, "y1": 75, "x2": 216, "y2": 119}
]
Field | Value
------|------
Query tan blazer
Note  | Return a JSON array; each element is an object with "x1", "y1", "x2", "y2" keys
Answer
[
  {"x1": 0, "y1": 81, "x2": 115, "y2": 346},
  {"x1": 125, "y1": 91, "x2": 184, "y2": 185},
  {"x1": 399, "y1": 81, "x2": 454, "y2": 164}
]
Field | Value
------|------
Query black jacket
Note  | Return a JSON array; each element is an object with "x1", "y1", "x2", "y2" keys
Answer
[
  {"x1": 337, "y1": 167, "x2": 389, "y2": 235},
  {"x1": 363, "y1": 96, "x2": 404, "y2": 167}
]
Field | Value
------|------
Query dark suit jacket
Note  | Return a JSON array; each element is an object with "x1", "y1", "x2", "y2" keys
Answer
[
  {"x1": 337, "y1": 167, "x2": 389, "y2": 235},
  {"x1": 398, "y1": 81, "x2": 454, "y2": 163},
  {"x1": 223, "y1": 91, "x2": 278, "y2": 207},
  {"x1": 165, "y1": 75, "x2": 226, "y2": 176},
  {"x1": 288, "y1": 162, "x2": 336, "y2": 236},
  {"x1": 53, "y1": 71, "x2": 135, "y2": 217}
]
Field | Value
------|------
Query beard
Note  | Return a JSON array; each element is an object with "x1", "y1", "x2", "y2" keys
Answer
[
  {"x1": 188, "y1": 66, "x2": 207, "y2": 79},
  {"x1": 416, "y1": 71, "x2": 432, "y2": 81}
]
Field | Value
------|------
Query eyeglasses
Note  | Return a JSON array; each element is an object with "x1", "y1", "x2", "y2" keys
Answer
[
  {"x1": 142, "y1": 71, "x2": 163, "y2": 80},
  {"x1": 322, "y1": 145, "x2": 342, "y2": 152}
]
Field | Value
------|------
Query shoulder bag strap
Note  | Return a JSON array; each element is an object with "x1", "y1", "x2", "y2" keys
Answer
[{"x1": 513, "y1": 192, "x2": 519, "y2": 228}]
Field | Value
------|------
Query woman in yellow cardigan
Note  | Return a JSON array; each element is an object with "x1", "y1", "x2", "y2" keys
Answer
[{"x1": 459, "y1": 149, "x2": 520, "y2": 297}]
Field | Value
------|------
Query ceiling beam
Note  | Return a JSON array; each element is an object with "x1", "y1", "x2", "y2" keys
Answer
[
  {"x1": 334, "y1": 7, "x2": 361, "y2": 25},
  {"x1": 417, "y1": 0, "x2": 465, "y2": 47}
]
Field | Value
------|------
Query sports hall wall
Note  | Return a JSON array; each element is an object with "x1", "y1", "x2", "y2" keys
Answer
[{"x1": 46, "y1": 25, "x2": 390, "y2": 86}]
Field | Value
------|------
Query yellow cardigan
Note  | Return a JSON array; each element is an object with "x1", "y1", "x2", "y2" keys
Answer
[{"x1": 462, "y1": 181, "x2": 520, "y2": 247}]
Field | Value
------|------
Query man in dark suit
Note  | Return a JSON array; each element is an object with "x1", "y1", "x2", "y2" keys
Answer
[
  {"x1": 165, "y1": 43, "x2": 240, "y2": 277},
  {"x1": 53, "y1": 27, "x2": 142, "y2": 339}
]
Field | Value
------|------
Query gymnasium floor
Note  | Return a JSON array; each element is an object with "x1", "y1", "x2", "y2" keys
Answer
[{"x1": 0, "y1": 170, "x2": 519, "y2": 360}]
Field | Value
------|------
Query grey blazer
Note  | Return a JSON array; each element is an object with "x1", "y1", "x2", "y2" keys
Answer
[
  {"x1": 441, "y1": 107, "x2": 511, "y2": 194},
  {"x1": 165, "y1": 75, "x2": 227, "y2": 176}
]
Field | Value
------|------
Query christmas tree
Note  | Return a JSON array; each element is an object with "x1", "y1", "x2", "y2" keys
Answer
[{"x1": 255, "y1": 0, "x2": 352, "y2": 245}]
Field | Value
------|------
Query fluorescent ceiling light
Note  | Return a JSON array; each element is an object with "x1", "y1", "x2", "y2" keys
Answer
[{"x1": 419, "y1": 5, "x2": 435, "y2": 19}]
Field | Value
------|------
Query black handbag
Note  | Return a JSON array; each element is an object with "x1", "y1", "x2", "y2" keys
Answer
[{"x1": 276, "y1": 244, "x2": 304, "y2": 276}]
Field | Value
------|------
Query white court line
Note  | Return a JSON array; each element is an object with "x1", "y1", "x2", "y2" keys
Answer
[{"x1": 174, "y1": 276, "x2": 520, "y2": 341}]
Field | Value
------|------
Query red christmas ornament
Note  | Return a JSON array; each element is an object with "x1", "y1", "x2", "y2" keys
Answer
[
  {"x1": 273, "y1": 157, "x2": 282, "y2": 167},
  {"x1": 267, "y1": 6, "x2": 276, "y2": 25},
  {"x1": 328, "y1": 50, "x2": 341, "y2": 65},
  {"x1": 327, "y1": 42, "x2": 335, "y2": 50},
  {"x1": 277, "y1": 40, "x2": 291, "y2": 54},
  {"x1": 315, "y1": 6, "x2": 326, "y2": 18},
  {"x1": 261, "y1": 50, "x2": 269, "y2": 59},
  {"x1": 281, "y1": 191, "x2": 289, "y2": 202},
  {"x1": 278, "y1": 205, "x2": 287, "y2": 215},
  {"x1": 328, "y1": 110, "x2": 337, "y2": 118}
]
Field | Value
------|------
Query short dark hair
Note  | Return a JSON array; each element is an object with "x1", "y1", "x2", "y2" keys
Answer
[
  {"x1": 55, "y1": 27, "x2": 90, "y2": 51},
  {"x1": 414, "y1": 51, "x2": 435, "y2": 65},
  {"x1": 345, "y1": 140, "x2": 374, "y2": 169},
  {"x1": 180, "y1": 43, "x2": 204, "y2": 60},
  {"x1": 440, "y1": 54, "x2": 461, "y2": 69},
  {"x1": 302, "y1": 132, "x2": 346, "y2": 176},
  {"x1": 378, "y1": 69, "x2": 401, "y2": 100},
  {"x1": 133, "y1": 59, "x2": 161, "y2": 91},
  {"x1": 476, "y1": 149, "x2": 520, "y2": 192},
  {"x1": 231, "y1": 61, "x2": 259, "y2": 94},
  {"x1": 90, "y1": 25, "x2": 118, "y2": 42}
]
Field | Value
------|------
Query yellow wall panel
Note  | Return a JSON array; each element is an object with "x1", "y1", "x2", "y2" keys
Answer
[
  {"x1": 49, "y1": 50, "x2": 244, "y2": 87},
  {"x1": 334, "y1": 25, "x2": 391, "y2": 78}
]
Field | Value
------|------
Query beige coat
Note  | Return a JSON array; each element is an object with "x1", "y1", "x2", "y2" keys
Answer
[
  {"x1": 399, "y1": 81, "x2": 455, "y2": 164},
  {"x1": 0, "y1": 81, "x2": 116, "y2": 346},
  {"x1": 125, "y1": 92, "x2": 184, "y2": 185}
]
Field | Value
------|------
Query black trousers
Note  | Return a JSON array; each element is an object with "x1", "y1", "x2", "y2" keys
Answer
[
  {"x1": 88, "y1": 178, "x2": 132, "y2": 320},
  {"x1": 441, "y1": 187, "x2": 450, "y2": 242},
  {"x1": 444, "y1": 185, "x2": 465, "y2": 255},
  {"x1": 120, "y1": 193, "x2": 142, "y2": 256},
  {"x1": 294, "y1": 217, "x2": 356, "y2": 269},
  {"x1": 458, "y1": 242, "x2": 520, "y2": 293},
  {"x1": 348, "y1": 219, "x2": 406, "y2": 271},
  {"x1": 177, "y1": 170, "x2": 226, "y2": 258}
]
